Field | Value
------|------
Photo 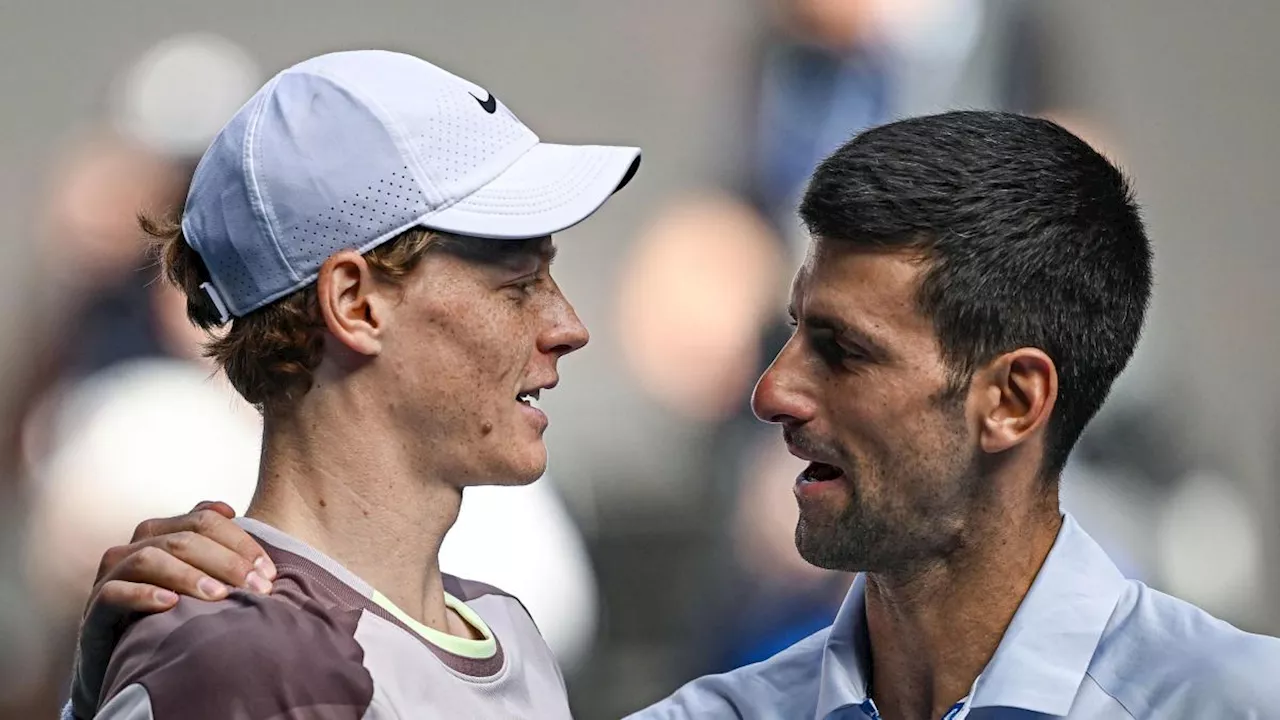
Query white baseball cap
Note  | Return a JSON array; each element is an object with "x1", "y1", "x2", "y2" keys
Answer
[{"x1": 181, "y1": 50, "x2": 641, "y2": 321}]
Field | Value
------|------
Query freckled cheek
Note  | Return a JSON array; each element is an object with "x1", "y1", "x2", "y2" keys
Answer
[
  {"x1": 446, "y1": 314, "x2": 541, "y2": 417},
  {"x1": 400, "y1": 321, "x2": 497, "y2": 403}
]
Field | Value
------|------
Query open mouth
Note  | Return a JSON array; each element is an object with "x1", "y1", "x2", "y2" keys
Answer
[
  {"x1": 517, "y1": 389, "x2": 542, "y2": 410},
  {"x1": 797, "y1": 461, "x2": 846, "y2": 485}
]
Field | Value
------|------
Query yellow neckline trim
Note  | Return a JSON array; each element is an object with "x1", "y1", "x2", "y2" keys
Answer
[{"x1": 371, "y1": 590, "x2": 497, "y2": 659}]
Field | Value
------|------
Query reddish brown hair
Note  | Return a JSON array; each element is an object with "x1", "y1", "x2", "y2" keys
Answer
[{"x1": 143, "y1": 214, "x2": 444, "y2": 413}]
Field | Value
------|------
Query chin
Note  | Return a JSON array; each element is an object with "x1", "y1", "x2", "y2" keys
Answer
[
  {"x1": 464, "y1": 433, "x2": 549, "y2": 487},
  {"x1": 493, "y1": 448, "x2": 548, "y2": 486},
  {"x1": 795, "y1": 524, "x2": 843, "y2": 571},
  {"x1": 509, "y1": 456, "x2": 547, "y2": 485},
  {"x1": 794, "y1": 515, "x2": 870, "y2": 573}
]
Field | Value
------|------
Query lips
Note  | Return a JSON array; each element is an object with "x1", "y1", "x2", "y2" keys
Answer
[
  {"x1": 783, "y1": 432, "x2": 846, "y2": 484},
  {"x1": 517, "y1": 377, "x2": 558, "y2": 408},
  {"x1": 797, "y1": 461, "x2": 846, "y2": 485}
]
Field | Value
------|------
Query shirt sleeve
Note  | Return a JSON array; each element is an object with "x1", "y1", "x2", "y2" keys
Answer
[
  {"x1": 96, "y1": 593, "x2": 375, "y2": 720},
  {"x1": 94, "y1": 684, "x2": 155, "y2": 720}
]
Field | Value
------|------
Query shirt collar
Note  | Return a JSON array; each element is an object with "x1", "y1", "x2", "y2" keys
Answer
[
  {"x1": 969, "y1": 513, "x2": 1127, "y2": 713},
  {"x1": 815, "y1": 573, "x2": 872, "y2": 719},
  {"x1": 814, "y1": 513, "x2": 1128, "y2": 719}
]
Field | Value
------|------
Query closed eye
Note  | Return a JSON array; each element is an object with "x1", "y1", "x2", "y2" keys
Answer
[
  {"x1": 789, "y1": 318, "x2": 866, "y2": 367},
  {"x1": 507, "y1": 273, "x2": 544, "y2": 299},
  {"x1": 812, "y1": 330, "x2": 855, "y2": 365}
]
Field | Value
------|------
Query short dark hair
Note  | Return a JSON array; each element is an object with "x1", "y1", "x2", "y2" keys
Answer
[{"x1": 799, "y1": 111, "x2": 1152, "y2": 475}]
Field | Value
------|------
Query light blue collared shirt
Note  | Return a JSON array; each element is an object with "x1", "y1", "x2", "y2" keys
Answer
[{"x1": 631, "y1": 514, "x2": 1280, "y2": 719}]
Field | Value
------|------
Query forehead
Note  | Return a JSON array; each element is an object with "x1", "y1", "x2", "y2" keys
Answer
[
  {"x1": 404, "y1": 236, "x2": 556, "y2": 302},
  {"x1": 441, "y1": 234, "x2": 555, "y2": 272},
  {"x1": 792, "y1": 239, "x2": 935, "y2": 343}
]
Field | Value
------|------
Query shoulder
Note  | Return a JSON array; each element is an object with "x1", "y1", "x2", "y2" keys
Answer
[
  {"x1": 443, "y1": 572, "x2": 518, "y2": 602},
  {"x1": 1089, "y1": 580, "x2": 1280, "y2": 715},
  {"x1": 100, "y1": 591, "x2": 373, "y2": 720},
  {"x1": 443, "y1": 572, "x2": 536, "y2": 625}
]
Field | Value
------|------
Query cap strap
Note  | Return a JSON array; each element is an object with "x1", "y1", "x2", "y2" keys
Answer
[{"x1": 200, "y1": 282, "x2": 231, "y2": 324}]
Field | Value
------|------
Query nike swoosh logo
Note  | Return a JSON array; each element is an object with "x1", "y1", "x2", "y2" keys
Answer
[{"x1": 471, "y1": 92, "x2": 497, "y2": 114}]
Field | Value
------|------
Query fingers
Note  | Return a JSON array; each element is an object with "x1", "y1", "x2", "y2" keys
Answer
[
  {"x1": 75, "y1": 501, "x2": 271, "y2": 715},
  {"x1": 158, "y1": 529, "x2": 273, "y2": 593},
  {"x1": 129, "y1": 507, "x2": 231, "y2": 545},
  {"x1": 106, "y1": 544, "x2": 233, "y2": 602},
  {"x1": 192, "y1": 500, "x2": 236, "y2": 519},
  {"x1": 95, "y1": 543, "x2": 134, "y2": 586},
  {"x1": 188, "y1": 507, "x2": 276, "y2": 581},
  {"x1": 92, "y1": 578, "x2": 181, "y2": 614},
  {"x1": 127, "y1": 505, "x2": 276, "y2": 583},
  {"x1": 112, "y1": 528, "x2": 280, "y2": 601},
  {"x1": 80, "y1": 578, "x2": 180, "y2": 655}
]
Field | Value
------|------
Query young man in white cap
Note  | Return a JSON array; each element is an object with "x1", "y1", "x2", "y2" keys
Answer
[{"x1": 65, "y1": 48, "x2": 638, "y2": 719}]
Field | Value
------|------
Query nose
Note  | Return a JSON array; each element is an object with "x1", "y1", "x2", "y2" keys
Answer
[
  {"x1": 539, "y1": 286, "x2": 590, "y2": 358},
  {"x1": 751, "y1": 336, "x2": 816, "y2": 425}
]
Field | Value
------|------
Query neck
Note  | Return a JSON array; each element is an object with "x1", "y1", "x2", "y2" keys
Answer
[
  {"x1": 863, "y1": 491, "x2": 1062, "y2": 720},
  {"x1": 245, "y1": 389, "x2": 461, "y2": 634}
]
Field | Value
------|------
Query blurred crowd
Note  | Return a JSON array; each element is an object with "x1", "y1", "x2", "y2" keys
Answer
[{"x1": 0, "y1": 2, "x2": 1276, "y2": 719}]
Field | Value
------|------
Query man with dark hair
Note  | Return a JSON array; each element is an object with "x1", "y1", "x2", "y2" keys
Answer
[
  {"x1": 799, "y1": 111, "x2": 1151, "y2": 478},
  {"x1": 639, "y1": 111, "x2": 1277, "y2": 718},
  {"x1": 70, "y1": 111, "x2": 1278, "y2": 719}
]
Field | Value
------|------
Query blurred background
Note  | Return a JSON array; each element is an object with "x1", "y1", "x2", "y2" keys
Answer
[{"x1": 0, "y1": 1, "x2": 1277, "y2": 717}]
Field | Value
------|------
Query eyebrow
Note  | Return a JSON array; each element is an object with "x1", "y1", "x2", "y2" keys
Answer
[
  {"x1": 509, "y1": 241, "x2": 556, "y2": 274},
  {"x1": 510, "y1": 238, "x2": 556, "y2": 268},
  {"x1": 452, "y1": 237, "x2": 556, "y2": 273},
  {"x1": 787, "y1": 305, "x2": 891, "y2": 360}
]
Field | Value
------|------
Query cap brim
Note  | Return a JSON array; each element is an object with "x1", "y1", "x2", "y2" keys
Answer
[{"x1": 420, "y1": 142, "x2": 641, "y2": 240}]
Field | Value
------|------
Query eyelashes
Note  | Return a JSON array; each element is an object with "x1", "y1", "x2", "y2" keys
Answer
[
  {"x1": 506, "y1": 274, "x2": 546, "y2": 302},
  {"x1": 787, "y1": 320, "x2": 866, "y2": 367}
]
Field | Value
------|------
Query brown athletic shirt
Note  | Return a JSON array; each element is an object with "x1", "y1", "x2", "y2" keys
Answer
[{"x1": 94, "y1": 518, "x2": 572, "y2": 719}]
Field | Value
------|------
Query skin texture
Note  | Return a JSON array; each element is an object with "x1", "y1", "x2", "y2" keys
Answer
[
  {"x1": 247, "y1": 235, "x2": 586, "y2": 640},
  {"x1": 762, "y1": 242, "x2": 983, "y2": 575},
  {"x1": 752, "y1": 239, "x2": 1064, "y2": 720},
  {"x1": 83, "y1": 236, "x2": 585, "y2": 637}
]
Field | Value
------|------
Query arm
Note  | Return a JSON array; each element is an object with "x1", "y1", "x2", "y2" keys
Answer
[
  {"x1": 93, "y1": 685, "x2": 153, "y2": 720},
  {"x1": 68, "y1": 502, "x2": 273, "y2": 719},
  {"x1": 89, "y1": 592, "x2": 374, "y2": 720}
]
